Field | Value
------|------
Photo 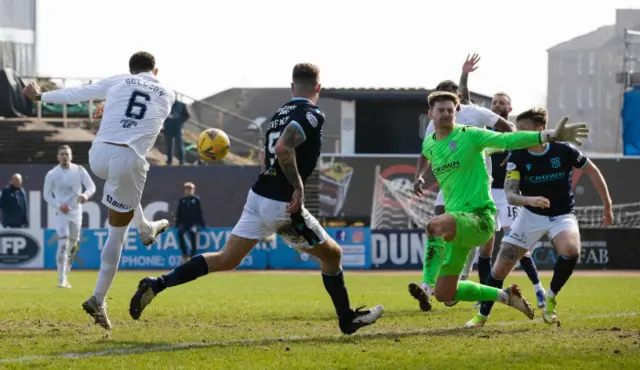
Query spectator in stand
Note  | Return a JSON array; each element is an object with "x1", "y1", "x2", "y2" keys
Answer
[
  {"x1": 175, "y1": 182, "x2": 205, "y2": 263},
  {"x1": 164, "y1": 97, "x2": 190, "y2": 165},
  {"x1": 0, "y1": 173, "x2": 29, "y2": 228}
]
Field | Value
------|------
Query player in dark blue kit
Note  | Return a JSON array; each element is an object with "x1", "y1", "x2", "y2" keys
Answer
[
  {"x1": 466, "y1": 107, "x2": 613, "y2": 327},
  {"x1": 129, "y1": 63, "x2": 384, "y2": 335},
  {"x1": 463, "y1": 92, "x2": 546, "y2": 310}
]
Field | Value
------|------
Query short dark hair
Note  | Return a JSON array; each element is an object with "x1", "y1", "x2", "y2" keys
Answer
[
  {"x1": 493, "y1": 91, "x2": 512, "y2": 103},
  {"x1": 434, "y1": 80, "x2": 459, "y2": 93},
  {"x1": 516, "y1": 107, "x2": 548, "y2": 127},
  {"x1": 292, "y1": 63, "x2": 320, "y2": 91},
  {"x1": 427, "y1": 91, "x2": 460, "y2": 109},
  {"x1": 58, "y1": 144, "x2": 71, "y2": 152},
  {"x1": 129, "y1": 51, "x2": 156, "y2": 74}
]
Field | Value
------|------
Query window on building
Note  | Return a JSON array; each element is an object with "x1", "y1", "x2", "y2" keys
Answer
[
  {"x1": 588, "y1": 87, "x2": 595, "y2": 108},
  {"x1": 559, "y1": 57, "x2": 564, "y2": 76},
  {"x1": 577, "y1": 53, "x2": 583, "y2": 75},
  {"x1": 606, "y1": 92, "x2": 612, "y2": 110},
  {"x1": 589, "y1": 52, "x2": 595, "y2": 75},
  {"x1": 559, "y1": 86, "x2": 565, "y2": 109},
  {"x1": 577, "y1": 88, "x2": 583, "y2": 109}
]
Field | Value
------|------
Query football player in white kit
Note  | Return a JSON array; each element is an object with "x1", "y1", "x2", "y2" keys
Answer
[
  {"x1": 43, "y1": 145, "x2": 96, "y2": 288},
  {"x1": 408, "y1": 54, "x2": 518, "y2": 311},
  {"x1": 23, "y1": 51, "x2": 173, "y2": 330}
]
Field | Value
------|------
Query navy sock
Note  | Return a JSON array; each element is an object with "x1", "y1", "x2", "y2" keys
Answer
[
  {"x1": 479, "y1": 271, "x2": 505, "y2": 317},
  {"x1": 519, "y1": 255, "x2": 540, "y2": 285},
  {"x1": 478, "y1": 256, "x2": 492, "y2": 284},
  {"x1": 549, "y1": 254, "x2": 578, "y2": 295},
  {"x1": 155, "y1": 255, "x2": 209, "y2": 294},
  {"x1": 322, "y1": 270, "x2": 352, "y2": 318}
]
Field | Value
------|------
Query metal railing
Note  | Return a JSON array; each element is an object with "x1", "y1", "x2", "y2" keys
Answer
[{"x1": 0, "y1": 76, "x2": 263, "y2": 153}]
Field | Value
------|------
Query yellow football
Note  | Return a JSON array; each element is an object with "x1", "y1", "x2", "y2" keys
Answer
[{"x1": 197, "y1": 128, "x2": 230, "y2": 162}]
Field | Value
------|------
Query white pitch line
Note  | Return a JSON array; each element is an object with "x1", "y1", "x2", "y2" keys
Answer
[{"x1": 0, "y1": 311, "x2": 637, "y2": 364}]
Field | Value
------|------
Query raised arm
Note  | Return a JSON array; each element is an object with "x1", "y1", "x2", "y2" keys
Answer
[{"x1": 458, "y1": 54, "x2": 480, "y2": 105}]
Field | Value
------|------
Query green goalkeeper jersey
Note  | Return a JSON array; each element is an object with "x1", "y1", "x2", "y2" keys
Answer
[{"x1": 422, "y1": 124, "x2": 542, "y2": 214}]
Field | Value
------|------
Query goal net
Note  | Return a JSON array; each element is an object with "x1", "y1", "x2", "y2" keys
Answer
[{"x1": 371, "y1": 167, "x2": 640, "y2": 229}]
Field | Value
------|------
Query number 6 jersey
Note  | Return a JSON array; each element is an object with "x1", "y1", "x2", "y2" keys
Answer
[
  {"x1": 41, "y1": 72, "x2": 175, "y2": 159},
  {"x1": 251, "y1": 97, "x2": 325, "y2": 202}
]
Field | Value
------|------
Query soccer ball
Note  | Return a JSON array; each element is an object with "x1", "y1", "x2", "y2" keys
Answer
[{"x1": 197, "y1": 128, "x2": 230, "y2": 162}]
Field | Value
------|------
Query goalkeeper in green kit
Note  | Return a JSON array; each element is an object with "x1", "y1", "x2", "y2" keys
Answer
[{"x1": 408, "y1": 91, "x2": 589, "y2": 320}]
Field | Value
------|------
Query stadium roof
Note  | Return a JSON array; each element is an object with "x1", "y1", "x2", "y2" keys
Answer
[
  {"x1": 547, "y1": 22, "x2": 640, "y2": 52},
  {"x1": 319, "y1": 87, "x2": 493, "y2": 103}
]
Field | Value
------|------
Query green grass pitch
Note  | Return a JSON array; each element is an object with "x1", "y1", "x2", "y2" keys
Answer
[{"x1": 0, "y1": 270, "x2": 638, "y2": 369}]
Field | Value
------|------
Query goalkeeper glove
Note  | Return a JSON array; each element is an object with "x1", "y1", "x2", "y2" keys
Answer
[{"x1": 541, "y1": 116, "x2": 589, "y2": 146}]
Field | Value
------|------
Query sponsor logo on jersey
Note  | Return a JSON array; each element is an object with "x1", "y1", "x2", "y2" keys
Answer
[
  {"x1": 106, "y1": 195, "x2": 132, "y2": 211},
  {"x1": 449, "y1": 141, "x2": 457, "y2": 151},
  {"x1": 433, "y1": 161, "x2": 460, "y2": 175},
  {"x1": 550, "y1": 157, "x2": 561, "y2": 168},
  {"x1": 525, "y1": 172, "x2": 566, "y2": 183}
]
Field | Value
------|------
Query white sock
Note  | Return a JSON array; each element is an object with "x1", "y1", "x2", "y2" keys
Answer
[
  {"x1": 93, "y1": 224, "x2": 129, "y2": 305},
  {"x1": 65, "y1": 239, "x2": 77, "y2": 275},
  {"x1": 56, "y1": 238, "x2": 70, "y2": 283},
  {"x1": 548, "y1": 289, "x2": 557, "y2": 298},
  {"x1": 420, "y1": 282, "x2": 433, "y2": 295},
  {"x1": 497, "y1": 290, "x2": 509, "y2": 304},
  {"x1": 533, "y1": 282, "x2": 544, "y2": 293},
  {"x1": 460, "y1": 247, "x2": 478, "y2": 280},
  {"x1": 133, "y1": 203, "x2": 151, "y2": 232}
]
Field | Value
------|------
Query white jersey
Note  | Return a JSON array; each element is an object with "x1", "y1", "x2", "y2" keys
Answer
[
  {"x1": 43, "y1": 164, "x2": 96, "y2": 215},
  {"x1": 41, "y1": 72, "x2": 175, "y2": 159}
]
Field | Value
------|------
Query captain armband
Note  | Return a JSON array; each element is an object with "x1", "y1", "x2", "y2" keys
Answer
[{"x1": 505, "y1": 170, "x2": 520, "y2": 181}]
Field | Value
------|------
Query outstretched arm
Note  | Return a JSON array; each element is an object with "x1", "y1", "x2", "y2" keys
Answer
[
  {"x1": 275, "y1": 122, "x2": 306, "y2": 191},
  {"x1": 582, "y1": 161, "x2": 612, "y2": 209},
  {"x1": 23, "y1": 76, "x2": 120, "y2": 105}
]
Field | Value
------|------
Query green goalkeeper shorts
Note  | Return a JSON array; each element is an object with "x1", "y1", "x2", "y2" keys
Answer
[{"x1": 438, "y1": 209, "x2": 496, "y2": 277}]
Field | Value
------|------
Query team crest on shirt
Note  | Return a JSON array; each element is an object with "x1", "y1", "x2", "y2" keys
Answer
[
  {"x1": 306, "y1": 112, "x2": 319, "y2": 128},
  {"x1": 550, "y1": 157, "x2": 561, "y2": 169},
  {"x1": 449, "y1": 141, "x2": 456, "y2": 151}
]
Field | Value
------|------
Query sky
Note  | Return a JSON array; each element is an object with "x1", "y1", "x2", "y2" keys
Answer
[{"x1": 36, "y1": 0, "x2": 639, "y2": 114}]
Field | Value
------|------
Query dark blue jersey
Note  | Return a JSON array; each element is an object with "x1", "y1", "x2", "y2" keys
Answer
[
  {"x1": 251, "y1": 98, "x2": 325, "y2": 202},
  {"x1": 505, "y1": 142, "x2": 588, "y2": 217},
  {"x1": 490, "y1": 151, "x2": 508, "y2": 189}
]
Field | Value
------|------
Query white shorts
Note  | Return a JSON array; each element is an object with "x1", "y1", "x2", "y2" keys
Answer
[
  {"x1": 492, "y1": 188, "x2": 519, "y2": 229},
  {"x1": 55, "y1": 212, "x2": 82, "y2": 241},
  {"x1": 502, "y1": 207, "x2": 579, "y2": 251},
  {"x1": 231, "y1": 189, "x2": 328, "y2": 250},
  {"x1": 89, "y1": 141, "x2": 149, "y2": 213}
]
